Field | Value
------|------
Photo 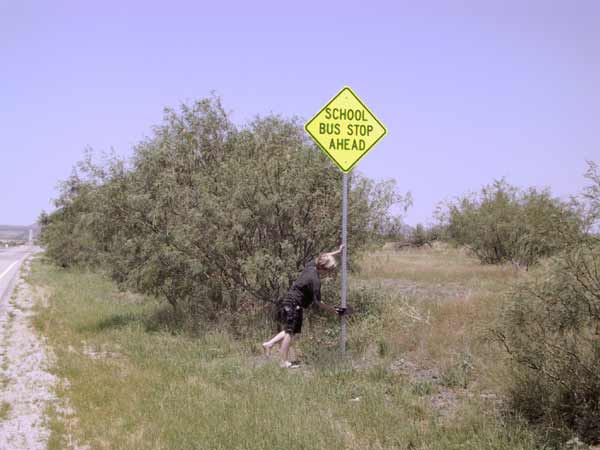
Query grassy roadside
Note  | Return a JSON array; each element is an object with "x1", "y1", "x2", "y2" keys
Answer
[
  {"x1": 352, "y1": 245, "x2": 520, "y2": 393},
  {"x1": 29, "y1": 247, "x2": 544, "y2": 450}
]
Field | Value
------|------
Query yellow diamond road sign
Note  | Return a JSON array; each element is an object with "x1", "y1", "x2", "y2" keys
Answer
[{"x1": 305, "y1": 86, "x2": 387, "y2": 173}]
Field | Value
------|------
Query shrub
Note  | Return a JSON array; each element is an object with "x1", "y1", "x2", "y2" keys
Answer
[
  {"x1": 40, "y1": 96, "x2": 410, "y2": 318},
  {"x1": 409, "y1": 223, "x2": 438, "y2": 248},
  {"x1": 493, "y1": 162, "x2": 600, "y2": 446},
  {"x1": 442, "y1": 179, "x2": 582, "y2": 267},
  {"x1": 38, "y1": 167, "x2": 107, "y2": 268},
  {"x1": 494, "y1": 239, "x2": 600, "y2": 445},
  {"x1": 583, "y1": 161, "x2": 600, "y2": 228}
]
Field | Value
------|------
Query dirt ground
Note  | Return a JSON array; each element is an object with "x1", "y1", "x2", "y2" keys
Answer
[{"x1": 0, "y1": 257, "x2": 56, "y2": 450}]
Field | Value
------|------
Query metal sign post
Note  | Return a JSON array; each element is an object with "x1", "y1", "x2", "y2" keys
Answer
[
  {"x1": 341, "y1": 173, "x2": 348, "y2": 353},
  {"x1": 304, "y1": 86, "x2": 387, "y2": 355}
]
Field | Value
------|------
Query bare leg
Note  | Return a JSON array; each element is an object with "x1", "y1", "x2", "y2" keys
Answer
[
  {"x1": 280, "y1": 332, "x2": 292, "y2": 364},
  {"x1": 262, "y1": 331, "x2": 286, "y2": 355}
]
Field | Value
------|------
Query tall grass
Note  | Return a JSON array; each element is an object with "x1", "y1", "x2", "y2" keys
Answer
[{"x1": 29, "y1": 248, "x2": 544, "y2": 450}]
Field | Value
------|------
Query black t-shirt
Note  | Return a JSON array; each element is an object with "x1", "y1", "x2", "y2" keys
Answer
[{"x1": 286, "y1": 260, "x2": 321, "y2": 308}]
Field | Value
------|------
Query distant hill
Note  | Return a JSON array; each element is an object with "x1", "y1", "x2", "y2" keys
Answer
[{"x1": 0, "y1": 224, "x2": 41, "y2": 241}]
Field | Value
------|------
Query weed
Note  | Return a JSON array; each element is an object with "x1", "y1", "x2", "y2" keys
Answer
[
  {"x1": 0, "y1": 401, "x2": 11, "y2": 421},
  {"x1": 28, "y1": 248, "x2": 544, "y2": 450}
]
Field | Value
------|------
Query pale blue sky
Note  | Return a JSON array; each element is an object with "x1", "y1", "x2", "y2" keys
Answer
[{"x1": 1, "y1": 0, "x2": 599, "y2": 226}]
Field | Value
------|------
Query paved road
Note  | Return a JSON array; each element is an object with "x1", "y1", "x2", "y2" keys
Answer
[{"x1": 0, "y1": 245, "x2": 36, "y2": 308}]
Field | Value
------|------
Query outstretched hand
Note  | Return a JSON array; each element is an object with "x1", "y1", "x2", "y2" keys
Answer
[
  {"x1": 334, "y1": 306, "x2": 347, "y2": 316},
  {"x1": 330, "y1": 244, "x2": 344, "y2": 256}
]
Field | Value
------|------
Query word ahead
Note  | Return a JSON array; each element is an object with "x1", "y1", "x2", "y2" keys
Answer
[{"x1": 305, "y1": 87, "x2": 387, "y2": 172}]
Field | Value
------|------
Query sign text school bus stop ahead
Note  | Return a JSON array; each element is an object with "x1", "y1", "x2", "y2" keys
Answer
[
  {"x1": 304, "y1": 86, "x2": 387, "y2": 173},
  {"x1": 304, "y1": 87, "x2": 387, "y2": 354}
]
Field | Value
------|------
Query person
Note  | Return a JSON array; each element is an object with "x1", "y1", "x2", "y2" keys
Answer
[{"x1": 262, "y1": 244, "x2": 347, "y2": 368}]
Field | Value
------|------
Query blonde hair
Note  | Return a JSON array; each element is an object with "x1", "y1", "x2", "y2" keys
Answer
[{"x1": 316, "y1": 253, "x2": 337, "y2": 271}]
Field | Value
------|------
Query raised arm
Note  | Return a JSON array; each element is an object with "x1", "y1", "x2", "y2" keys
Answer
[{"x1": 326, "y1": 244, "x2": 344, "y2": 257}]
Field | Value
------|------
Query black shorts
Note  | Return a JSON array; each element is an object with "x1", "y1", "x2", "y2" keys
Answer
[{"x1": 277, "y1": 300, "x2": 303, "y2": 335}]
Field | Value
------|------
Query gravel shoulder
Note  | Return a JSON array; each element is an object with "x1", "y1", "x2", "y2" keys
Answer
[{"x1": 0, "y1": 255, "x2": 56, "y2": 450}]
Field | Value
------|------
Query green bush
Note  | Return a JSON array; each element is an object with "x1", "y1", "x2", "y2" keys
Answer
[
  {"x1": 442, "y1": 179, "x2": 582, "y2": 267},
  {"x1": 493, "y1": 163, "x2": 600, "y2": 446},
  {"x1": 40, "y1": 96, "x2": 409, "y2": 318},
  {"x1": 494, "y1": 240, "x2": 600, "y2": 445},
  {"x1": 409, "y1": 223, "x2": 441, "y2": 248},
  {"x1": 583, "y1": 161, "x2": 600, "y2": 228},
  {"x1": 38, "y1": 168, "x2": 107, "y2": 268}
]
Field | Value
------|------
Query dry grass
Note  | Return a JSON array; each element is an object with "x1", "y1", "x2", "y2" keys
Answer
[
  {"x1": 27, "y1": 247, "x2": 544, "y2": 450},
  {"x1": 357, "y1": 243, "x2": 518, "y2": 285},
  {"x1": 0, "y1": 401, "x2": 11, "y2": 421},
  {"x1": 352, "y1": 242, "x2": 525, "y2": 395}
]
